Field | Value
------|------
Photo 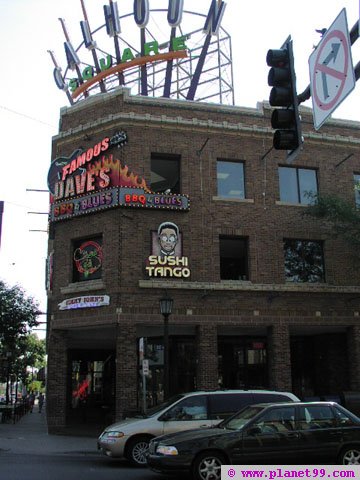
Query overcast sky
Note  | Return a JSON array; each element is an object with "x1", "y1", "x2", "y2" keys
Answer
[{"x1": 0, "y1": 0, "x2": 359, "y2": 338}]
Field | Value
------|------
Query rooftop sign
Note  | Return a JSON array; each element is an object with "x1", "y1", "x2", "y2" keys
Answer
[{"x1": 49, "y1": 0, "x2": 232, "y2": 105}]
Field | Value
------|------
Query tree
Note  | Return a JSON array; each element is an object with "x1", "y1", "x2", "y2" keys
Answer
[
  {"x1": 0, "y1": 280, "x2": 41, "y2": 403},
  {"x1": 304, "y1": 194, "x2": 360, "y2": 254}
]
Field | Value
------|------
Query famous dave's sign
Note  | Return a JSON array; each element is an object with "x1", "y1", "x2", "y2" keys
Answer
[
  {"x1": 48, "y1": 132, "x2": 190, "y2": 222},
  {"x1": 145, "y1": 222, "x2": 190, "y2": 278},
  {"x1": 49, "y1": 0, "x2": 227, "y2": 104}
]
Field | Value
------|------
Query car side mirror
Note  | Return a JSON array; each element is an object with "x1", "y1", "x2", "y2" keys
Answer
[{"x1": 247, "y1": 426, "x2": 262, "y2": 436}]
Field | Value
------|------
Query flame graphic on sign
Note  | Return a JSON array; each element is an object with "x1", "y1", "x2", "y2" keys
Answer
[{"x1": 88, "y1": 155, "x2": 152, "y2": 192}]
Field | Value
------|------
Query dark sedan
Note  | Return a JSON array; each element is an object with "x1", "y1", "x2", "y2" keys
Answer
[{"x1": 147, "y1": 401, "x2": 360, "y2": 480}]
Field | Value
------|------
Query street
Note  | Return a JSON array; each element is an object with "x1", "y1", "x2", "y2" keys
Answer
[{"x1": 0, "y1": 451, "x2": 187, "y2": 480}]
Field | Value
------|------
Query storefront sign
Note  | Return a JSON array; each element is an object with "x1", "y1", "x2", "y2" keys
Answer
[
  {"x1": 50, "y1": 187, "x2": 119, "y2": 221},
  {"x1": 59, "y1": 295, "x2": 110, "y2": 310},
  {"x1": 47, "y1": 131, "x2": 128, "y2": 196},
  {"x1": 119, "y1": 188, "x2": 189, "y2": 211},
  {"x1": 146, "y1": 255, "x2": 190, "y2": 278},
  {"x1": 145, "y1": 222, "x2": 191, "y2": 278}
]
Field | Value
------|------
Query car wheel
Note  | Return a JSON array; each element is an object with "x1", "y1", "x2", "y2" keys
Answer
[
  {"x1": 192, "y1": 451, "x2": 226, "y2": 480},
  {"x1": 340, "y1": 446, "x2": 360, "y2": 464},
  {"x1": 126, "y1": 436, "x2": 151, "y2": 467}
]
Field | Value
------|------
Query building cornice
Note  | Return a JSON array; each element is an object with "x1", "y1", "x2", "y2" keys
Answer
[
  {"x1": 138, "y1": 279, "x2": 360, "y2": 294},
  {"x1": 53, "y1": 88, "x2": 360, "y2": 148}
]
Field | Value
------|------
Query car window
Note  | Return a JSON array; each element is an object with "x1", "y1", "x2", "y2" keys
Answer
[
  {"x1": 298, "y1": 405, "x2": 336, "y2": 430},
  {"x1": 334, "y1": 406, "x2": 357, "y2": 427},
  {"x1": 165, "y1": 395, "x2": 208, "y2": 421},
  {"x1": 209, "y1": 393, "x2": 254, "y2": 420},
  {"x1": 223, "y1": 405, "x2": 264, "y2": 430},
  {"x1": 252, "y1": 406, "x2": 296, "y2": 434}
]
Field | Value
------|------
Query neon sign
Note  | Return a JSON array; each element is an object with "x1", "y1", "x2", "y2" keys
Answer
[
  {"x1": 49, "y1": 0, "x2": 227, "y2": 104},
  {"x1": 73, "y1": 240, "x2": 103, "y2": 278}
]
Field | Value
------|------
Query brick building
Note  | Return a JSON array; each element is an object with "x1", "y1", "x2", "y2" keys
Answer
[{"x1": 46, "y1": 87, "x2": 360, "y2": 433}]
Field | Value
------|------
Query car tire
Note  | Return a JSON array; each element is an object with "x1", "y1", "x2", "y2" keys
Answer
[
  {"x1": 192, "y1": 451, "x2": 226, "y2": 480},
  {"x1": 126, "y1": 436, "x2": 151, "y2": 467},
  {"x1": 339, "y1": 446, "x2": 360, "y2": 464}
]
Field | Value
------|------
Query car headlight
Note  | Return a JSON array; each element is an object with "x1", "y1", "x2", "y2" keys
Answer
[
  {"x1": 156, "y1": 445, "x2": 178, "y2": 456},
  {"x1": 105, "y1": 431, "x2": 125, "y2": 439}
]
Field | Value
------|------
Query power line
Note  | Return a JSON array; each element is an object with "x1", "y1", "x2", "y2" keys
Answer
[{"x1": 0, "y1": 105, "x2": 56, "y2": 128}]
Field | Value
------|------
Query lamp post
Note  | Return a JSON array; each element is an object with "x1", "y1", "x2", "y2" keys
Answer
[{"x1": 159, "y1": 295, "x2": 173, "y2": 400}]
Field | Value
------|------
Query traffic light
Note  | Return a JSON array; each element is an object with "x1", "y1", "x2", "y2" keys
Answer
[{"x1": 266, "y1": 37, "x2": 302, "y2": 157}]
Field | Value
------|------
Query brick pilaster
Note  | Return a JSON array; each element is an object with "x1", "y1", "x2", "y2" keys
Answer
[
  {"x1": 196, "y1": 324, "x2": 218, "y2": 390},
  {"x1": 267, "y1": 324, "x2": 292, "y2": 392},
  {"x1": 115, "y1": 322, "x2": 138, "y2": 420},
  {"x1": 46, "y1": 330, "x2": 68, "y2": 433}
]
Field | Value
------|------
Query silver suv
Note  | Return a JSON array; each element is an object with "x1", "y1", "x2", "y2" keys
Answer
[{"x1": 97, "y1": 389, "x2": 299, "y2": 466}]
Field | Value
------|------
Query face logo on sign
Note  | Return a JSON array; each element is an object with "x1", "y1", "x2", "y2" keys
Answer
[
  {"x1": 145, "y1": 222, "x2": 190, "y2": 278},
  {"x1": 157, "y1": 222, "x2": 179, "y2": 257}
]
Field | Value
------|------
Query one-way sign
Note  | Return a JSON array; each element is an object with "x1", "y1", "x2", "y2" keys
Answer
[{"x1": 309, "y1": 8, "x2": 355, "y2": 130}]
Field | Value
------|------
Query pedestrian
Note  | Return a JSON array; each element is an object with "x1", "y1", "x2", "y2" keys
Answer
[
  {"x1": 28, "y1": 392, "x2": 35, "y2": 413},
  {"x1": 38, "y1": 393, "x2": 45, "y2": 413}
]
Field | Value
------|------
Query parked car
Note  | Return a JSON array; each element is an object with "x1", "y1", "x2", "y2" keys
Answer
[
  {"x1": 97, "y1": 389, "x2": 299, "y2": 466},
  {"x1": 147, "y1": 401, "x2": 360, "y2": 479}
]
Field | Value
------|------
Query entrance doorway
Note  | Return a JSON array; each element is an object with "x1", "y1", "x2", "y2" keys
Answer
[
  {"x1": 218, "y1": 336, "x2": 268, "y2": 389},
  {"x1": 290, "y1": 333, "x2": 349, "y2": 399},
  {"x1": 67, "y1": 349, "x2": 115, "y2": 424}
]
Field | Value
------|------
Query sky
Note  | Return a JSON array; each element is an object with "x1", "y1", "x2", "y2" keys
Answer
[{"x1": 0, "y1": 0, "x2": 359, "y2": 339}]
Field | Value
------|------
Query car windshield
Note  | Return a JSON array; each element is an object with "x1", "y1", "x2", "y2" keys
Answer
[
  {"x1": 220, "y1": 406, "x2": 265, "y2": 430},
  {"x1": 145, "y1": 394, "x2": 186, "y2": 417}
]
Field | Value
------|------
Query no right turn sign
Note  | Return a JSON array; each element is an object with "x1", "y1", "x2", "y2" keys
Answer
[{"x1": 309, "y1": 8, "x2": 355, "y2": 130}]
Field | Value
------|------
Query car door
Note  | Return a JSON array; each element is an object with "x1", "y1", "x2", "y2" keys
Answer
[
  {"x1": 236, "y1": 406, "x2": 301, "y2": 463},
  {"x1": 296, "y1": 404, "x2": 342, "y2": 462},
  {"x1": 161, "y1": 394, "x2": 213, "y2": 435}
]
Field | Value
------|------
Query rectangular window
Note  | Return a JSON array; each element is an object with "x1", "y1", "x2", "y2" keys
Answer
[
  {"x1": 284, "y1": 239, "x2": 325, "y2": 283},
  {"x1": 217, "y1": 160, "x2": 245, "y2": 199},
  {"x1": 151, "y1": 153, "x2": 180, "y2": 194},
  {"x1": 354, "y1": 174, "x2": 360, "y2": 207},
  {"x1": 279, "y1": 167, "x2": 318, "y2": 204},
  {"x1": 72, "y1": 236, "x2": 103, "y2": 282},
  {"x1": 220, "y1": 236, "x2": 248, "y2": 280}
]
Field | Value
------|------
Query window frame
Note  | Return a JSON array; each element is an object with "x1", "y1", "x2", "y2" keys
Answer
[
  {"x1": 150, "y1": 153, "x2": 181, "y2": 194},
  {"x1": 219, "y1": 235, "x2": 249, "y2": 281},
  {"x1": 217, "y1": 159, "x2": 246, "y2": 200},
  {"x1": 283, "y1": 238, "x2": 325, "y2": 283},
  {"x1": 279, "y1": 166, "x2": 318, "y2": 205}
]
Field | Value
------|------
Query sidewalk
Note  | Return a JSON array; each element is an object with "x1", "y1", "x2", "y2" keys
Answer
[{"x1": 0, "y1": 407, "x2": 100, "y2": 456}]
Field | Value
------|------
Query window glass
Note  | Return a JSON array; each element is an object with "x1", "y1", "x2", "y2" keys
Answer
[
  {"x1": 217, "y1": 160, "x2": 245, "y2": 199},
  {"x1": 209, "y1": 393, "x2": 254, "y2": 420},
  {"x1": 279, "y1": 167, "x2": 317, "y2": 204},
  {"x1": 354, "y1": 174, "x2": 360, "y2": 207},
  {"x1": 334, "y1": 406, "x2": 356, "y2": 426},
  {"x1": 299, "y1": 405, "x2": 335, "y2": 430},
  {"x1": 165, "y1": 395, "x2": 208, "y2": 421},
  {"x1": 284, "y1": 239, "x2": 325, "y2": 283},
  {"x1": 299, "y1": 169, "x2": 317, "y2": 204},
  {"x1": 151, "y1": 154, "x2": 180, "y2": 194},
  {"x1": 72, "y1": 237, "x2": 103, "y2": 282},
  {"x1": 253, "y1": 406, "x2": 296, "y2": 433},
  {"x1": 279, "y1": 167, "x2": 298, "y2": 203},
  {"x1": 220, "y1": 236, "x2": 248, "y2": 280}
]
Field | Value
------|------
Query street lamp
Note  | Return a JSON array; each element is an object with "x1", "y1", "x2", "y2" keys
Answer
[{"x1": 159, "y1": 295, "x2": 173, "y2": 400}]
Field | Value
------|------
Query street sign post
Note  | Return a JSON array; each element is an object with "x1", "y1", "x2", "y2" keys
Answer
[{"x1": 309, "y1": 8, "x2": 355, "y2": 130}]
